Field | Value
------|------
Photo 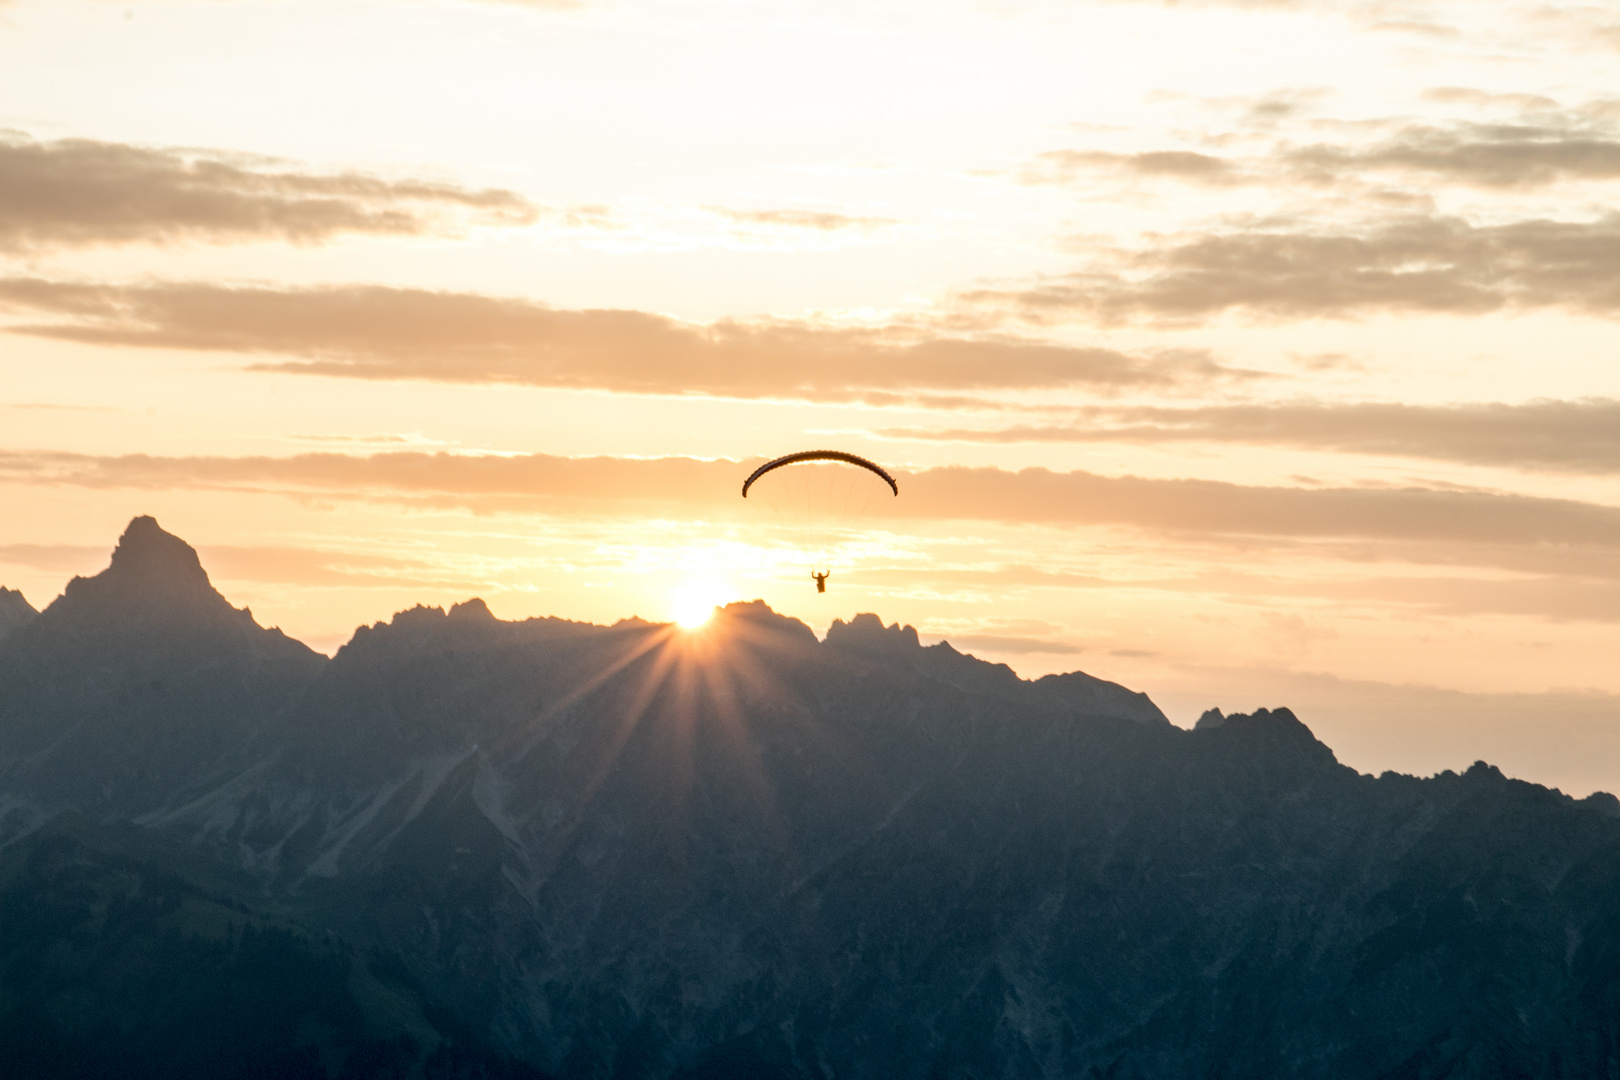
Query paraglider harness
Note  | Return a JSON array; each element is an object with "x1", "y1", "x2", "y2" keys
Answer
[{"x1": 812, "y1": 571, "x2": 829, "y2": 593}]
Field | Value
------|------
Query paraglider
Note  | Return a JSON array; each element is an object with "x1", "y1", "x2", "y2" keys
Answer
[
  {"x1": 742, "y1": 450, "x2": 898, "y2": 592},
  {"x1": 741, "y1": 450, "x2": 899, "y2": 499}
]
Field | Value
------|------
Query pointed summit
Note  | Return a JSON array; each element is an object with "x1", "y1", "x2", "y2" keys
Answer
[
  {"x1": 13, "y1": 515, "x2": 321, "y2": 655},
  {"x1": 45, "y1": 515, "x2": 247, "y2": 635},
  {"x1": 107, "y1": 515, "x2": 213, "y2": 590},
  {"x1": 0, "y1": 516, "x2": 325, "y2": 815}
]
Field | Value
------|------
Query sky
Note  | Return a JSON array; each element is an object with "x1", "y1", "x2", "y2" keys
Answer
[{"x1": 4, "y1": 0, "x2": 1620, "y2": 793}]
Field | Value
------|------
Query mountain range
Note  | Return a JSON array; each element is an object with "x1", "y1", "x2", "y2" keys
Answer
[{"x1": 2, "y1": 516, "x2": 1618, "y2": 1079}]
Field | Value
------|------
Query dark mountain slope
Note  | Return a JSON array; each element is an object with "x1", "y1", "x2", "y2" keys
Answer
[
  {"x1": 3, "y1": 519, "x2": 1620, "y2": 1078},
  {"x1": 0, "y1": 814, "x2": 552, "y2": 1080}
]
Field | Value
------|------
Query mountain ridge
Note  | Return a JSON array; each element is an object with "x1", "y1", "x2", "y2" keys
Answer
[
  {"x1": 2, "y1": 516, "x2": 1619, "y2": 1079},
  {"x1": 0, "y1": 586, "x2": 35, "y2": 647}
]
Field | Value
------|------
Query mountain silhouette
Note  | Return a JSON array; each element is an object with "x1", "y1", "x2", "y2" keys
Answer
[
  {"x1": 0, "y1": 586, "x2": 35, "y2": 645},
  {"x1": 2, "y1": 517, "x2": 1620, "y2": 1078},
  {"x1": 0, "y1": 516, "x2": 325, "y2": 818}
]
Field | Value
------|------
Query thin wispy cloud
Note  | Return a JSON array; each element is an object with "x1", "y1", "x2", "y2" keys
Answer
[
  {"x1": 1097, "y1": 0, "x2": 1379, "y2": 11},
  {"x1": 1026, "y1": 107, "x2": 1620, "y2": 191},
  {"x1": 884, "y1": 399, "x2": 1620, "y2": 474},
  {"x1": 0, "y1": 278, "x2": 1235, "y2": 400},
  {"x1": 966, "y1": 214, "x2": 1620, "y2": 323},
  {"x1": 707, "y1": 207, "x2": 897, "y2": 232},
  {"x1": 1094, "y1": 0, "x2": 1501, "y2": 41},
  {"x1": 197, "y1": 545, "x2": 473, "y2": 590},
  {"x1": 8, "y1": 447, "x2": 1620, "y2": 555},
  {"x1": 902, "y1": 564, "x2": 1620, "y2": 625},
  {"x1": 0, "y1": 539, "x2": 457, "y2": 589},
  {"x1": 941, "y1": 633, "x2": 1085, "y2": 655},
  {"x1": 0, "y1": 134, "x2": 537, "y2": 252},
  {"x1": 901, "y1": 465, "x2": 1620, "y2": 548},
  {"x1": 1027, "y1": 149, "x2": 1240, "y2": 186}
]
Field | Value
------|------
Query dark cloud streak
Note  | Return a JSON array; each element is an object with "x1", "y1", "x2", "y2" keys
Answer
[
  {"x1": 967, "y1": 215, "x2": 1620, "y2": 322},
  {"x1": 887, "y1": 399, "x2": 1620, "y2": 474},
  {"x1": 0, "y1": 134, "x2": 537, "y2": 251},
  {"x1": 1287, "y1": 124, "x2": 1620, "y2": 189},
  {"x1": 0, "y1": 278, "x2": 1221, "y2": 400},
  {"x1": 1028, "y1": 114, "x2": 1620, "y2": 191}
]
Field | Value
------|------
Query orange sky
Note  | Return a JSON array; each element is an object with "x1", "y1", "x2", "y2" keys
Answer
[{"x1": 4, "y1": 0, "x2": 1620, "y2": 793}]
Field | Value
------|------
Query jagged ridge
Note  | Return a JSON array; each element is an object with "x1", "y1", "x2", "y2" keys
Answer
[{"x1": 3, "y1": 518, "x2": 1620, "y2": 1079}]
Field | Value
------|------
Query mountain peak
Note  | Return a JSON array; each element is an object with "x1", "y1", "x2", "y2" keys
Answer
[
  {"x1": 1196, "y1": 706, "x2": 1340, "y2": 769},
  {"x1": 713, "y1": 599, "x2": 819, "y2": 644},
  {"x1": 825, "y1": 612, "x2": 922, "y2": 655},
  {"x1": 36, "y1": 516, "x2": 296, "y2": 647},
  {"x1": 0, "y1": 517, "x2": 325, "y2": 814},
  {"x1": 448, "y1": 597, "x2": 495, "y2": 621},
  {"x1": 0, "y1": 586, "x2": 39, "y2": 645},
  {"x1": 106, "y1": 516, "x2": 211, "y2": 589}
]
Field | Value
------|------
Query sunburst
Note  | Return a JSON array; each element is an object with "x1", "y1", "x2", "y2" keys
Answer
[{"x1": 496, "y1": 604, "x2": 822, "y2": 895}]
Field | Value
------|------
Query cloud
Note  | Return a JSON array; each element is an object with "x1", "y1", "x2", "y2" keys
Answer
[
  {"x1": 1088, "y1": 1, "x2": 1474, "y2": 39},
  {"x1": 1030, "y1": 129, "x2": 1620, "y2": 195},
  {"x1": 8, "y1": 448, "x2": 1620, "y2": 555},
  {"x1": 1420, "y1": 88, "x2": 1562, "y2": 111},
  {"x1": 965, "y1": 214, "x2": 1620, "y2": 323},
  {"x1": 0, "y1": 540, "x2": 456, "y2": 590},
  {"x1": 0, "y1": 278, "x2": 1226, "y2": 400},
  {"x1": 1324, "y1": 574, "x2": 1620, "y2": 623},
  {"x1": 0, "y1": 543, "x2": 107, "y2": 574},
  {"x1": 0, "y1": 401, "x2": 116, "y2": 412},
  {"x1": 897, "y1": 465, "x2": 1620, "y2": 548},
  {"x1": 1283, "y1": 123, "x2": 1620, "y2": 189},
  {"x1": 937, "y1": 633, "x2": 1084, "y2": 655},
  {"x1": 196, "y1": 545, "x2": 472, "y2": 589},
  {"x1": 881, "y1": 558, "x2": 1620, "y2": 621},
  {"x1": 0, "y1": 448, "x2": 735, "y2": 514},
  {"x1": 1517, "y1": 6, "x2": 1620, "y2": 55},
  {"x1": 707, "y1": 207, "x2": 897, "y2": 231},
  {"x1": 1027, "y1": 114, "x2": 1620, "y2": 191},
  {"x1": 0, "y1": 134, "x2": 537, "y2": 251},
  {"x1": 884, "y1": 398, "x2": 1620, "y2": 474},
  {"x1": 1027, "y1": 149, "x2": 1242, "y2": 186},
  {"x1": 1100, "y1": 0, "x2": 1347, "y2": 10}
]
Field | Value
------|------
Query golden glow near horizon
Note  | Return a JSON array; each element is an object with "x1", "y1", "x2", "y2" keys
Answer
[
  {"x1": 671, "y1": 579, "x2": 726, "y2": 629},
  {"x1": 5, "y1": 0, "x2": 1620, "y2": 792}
]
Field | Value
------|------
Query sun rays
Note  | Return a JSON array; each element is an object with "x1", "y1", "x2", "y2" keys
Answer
[{"x1": 509, "y1": 604, "x2": 823, "y2": 893}]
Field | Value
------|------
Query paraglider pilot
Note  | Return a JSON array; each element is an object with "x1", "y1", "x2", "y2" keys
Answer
[{"x1": 741, "y1": 450, "x2": 899, "y2": 599}]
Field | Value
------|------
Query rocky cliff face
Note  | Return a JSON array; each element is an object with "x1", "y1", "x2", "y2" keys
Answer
[{"x1": 2, "y1": 518, "x2": 1619, "y2": 1079}]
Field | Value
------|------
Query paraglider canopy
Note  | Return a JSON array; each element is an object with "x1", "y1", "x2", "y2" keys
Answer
[
  {"x1": 741, "y1": 450, "x2": 899, "y2": 591},
  {"x1": 741, "y1": 450, "x2": 898, "y2": 498}
]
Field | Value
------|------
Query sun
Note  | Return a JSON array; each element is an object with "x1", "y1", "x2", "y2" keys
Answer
[{"x1": 670, "y1": 579, "x2": 725, "y2": 629}]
